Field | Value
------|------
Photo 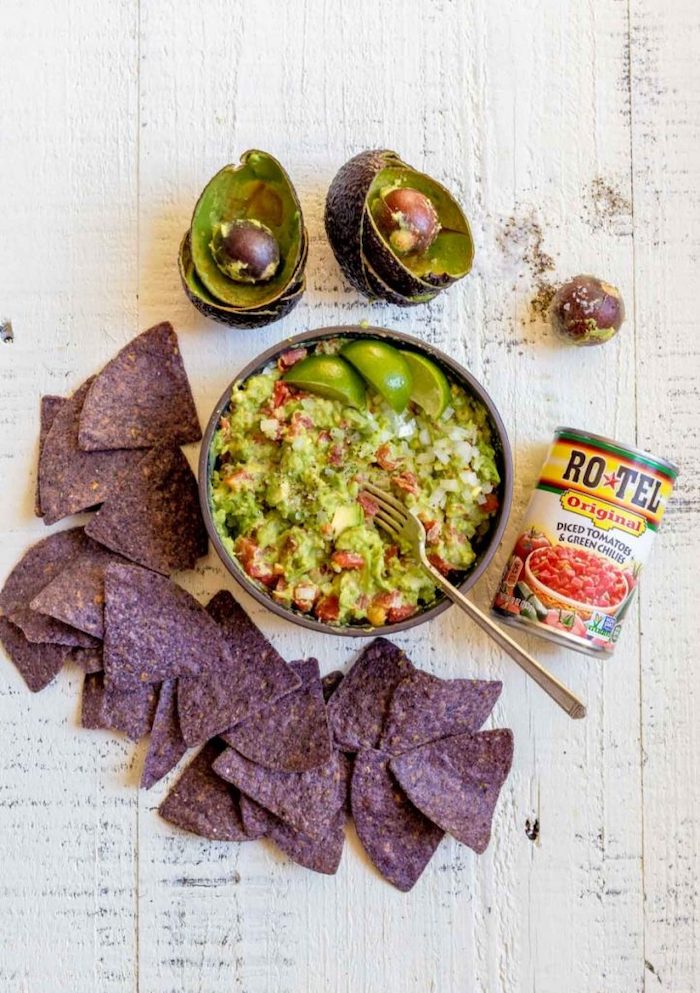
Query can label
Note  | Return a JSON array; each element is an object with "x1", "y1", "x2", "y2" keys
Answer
[{"x1": 492, "y1": 429, "x2": 678, "y2": 655}]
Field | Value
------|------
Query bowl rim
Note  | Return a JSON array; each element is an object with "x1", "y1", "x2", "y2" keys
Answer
[{"x1": 198, "y1": 324, "x2": 513, "y2": 637}]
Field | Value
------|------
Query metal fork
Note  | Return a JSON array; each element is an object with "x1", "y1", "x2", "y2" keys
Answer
[{"x1": 362, "y1": 481, "x2": 586, "y2": 720}]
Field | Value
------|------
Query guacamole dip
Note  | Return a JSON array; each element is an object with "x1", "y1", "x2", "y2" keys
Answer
[{"x1": 210, "y1": 340, "x2": 500, "y2": 627}]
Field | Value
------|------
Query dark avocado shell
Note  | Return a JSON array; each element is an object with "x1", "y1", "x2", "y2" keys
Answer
[
  {"x1": 179, "y1": 150, "x2": 307, "y2": 328},
  {"x1": 324, "y1": 149, "x2": 473, "y2": 305}
]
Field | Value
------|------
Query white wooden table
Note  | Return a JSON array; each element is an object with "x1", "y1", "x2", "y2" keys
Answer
[{"x1": 1, "y1": 1, "x2": 698, "y2": 990}]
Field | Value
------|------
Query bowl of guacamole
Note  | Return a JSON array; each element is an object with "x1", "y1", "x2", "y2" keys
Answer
[{"x1": 200, "y1": 326, "x2": 512, "y2": 635}]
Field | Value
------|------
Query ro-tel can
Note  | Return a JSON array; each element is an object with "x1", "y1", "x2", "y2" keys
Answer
[{"x1": 492, "y1": 427, "x2": 678, "y2": 656}]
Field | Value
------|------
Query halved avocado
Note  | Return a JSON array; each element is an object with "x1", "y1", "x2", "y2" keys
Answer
[
  {"x1": 361, "y1": 256, "x2": 439, "y2": 308},
  {"x1": 179, "y1": 150, "x2": 307, "y2": 328},
  {"x1": 324, "y1": 149, "x2": 473, "y2": 305}
]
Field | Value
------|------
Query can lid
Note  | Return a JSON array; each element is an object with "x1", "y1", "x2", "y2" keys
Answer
[{"x1": 555, "y1": 427, "x2": 679, "y2": 479}]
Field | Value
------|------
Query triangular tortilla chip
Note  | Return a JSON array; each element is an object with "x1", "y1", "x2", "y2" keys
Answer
[
  {"x1": 321, "y1": 669, "x2": 344, "y2": 703},
  {"x1": 103, "y1": 563, "x2": 223, "y2": 690},
  {"x1": 30, "y1": 542, "x2": 128, "y2": 638},
  {"x1": 222, "y1": 658, "x2": 332, "y2": 772},
  {"x1": 390, "y1": 730, "x2": 514, "y2": 853},
  {"x1": 240, "y1": 795, "x2": 345, "y2": 875},
  {"x1": 141, "y1": 680, "x2": 188, "y2": 789},
  {"x1": 351, "y1": 748, "x2": 443, "y2": 892},
  {"x1": 177, "y1": 590, "x2": 300, "y2": 747},
  {"x1": 380, "y1": 671, "x2": 502, "y2": 754},
  {"x1": 78, "y1": 322, "x2": 201, "y2": 451},
  {"x1": 84, "y1": 445, "x2": 207, "y2": 575},
  {"x1": 212, "y1": 747, "x2": 342, "y2": 840},
  {"x1": 327, "y1": 638, "x2": 414, "y2": 752},
  {"x1": 81, "y1": 671, "x2": 158, "y2": 740},
  {"x1": 69, "y1": 646, "x2": 104, "y2": 673},
  {"x1": 1, "y1": 528, "x2": 98, "y2": 647},
  {"x1": 0, "y1": 617, "x2": 70, "y2": 692},
  {"x1": 35, "y1": 395, "x2": 65, "y2": 516},
  {"x1": 158, "y1": 740, "x2": 255, "y2": 842},
  {"x1": 39, "y1": 379, "x2": 145, "y2": 525}
]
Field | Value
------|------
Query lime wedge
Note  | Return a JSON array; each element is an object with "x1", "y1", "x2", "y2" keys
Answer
[
  {"x1": 340, "y1": 339, "x2": 413, "y2": 413},
  {"x1": 281, "y1": 354, "x2": 366, "y2": 409},
  {"x1": 401, "y1": 351, "x2": 451, "y2": 418}
]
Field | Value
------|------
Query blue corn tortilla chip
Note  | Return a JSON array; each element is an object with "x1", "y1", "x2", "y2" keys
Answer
[
  {"x1": 327, "y1": 638, "x2": 414, "y2": 752},
  {"x1": 212, "y1": 747, "x2": 342, "y2": 840},
  {"x1": 240, "y1": 795, "x2": 345, "y2": 875},
  {"x1": 390, "y1": 730, "x2": 514, "y2": 854},
  {"x1": 351, "y1": 748, "x2": 443, "y2": 892},
  {"x1": 158, "y1": 740, "x2": 256, "y2": 842},
  {"x1": 69, "y1": 646, "x2": 104, "y2": 673},
  {"x1": 0, "y1": 528, "x2": 98, "y2": 648},
  {"x1": 30, "y1": 542, "x2": 128, "y2": 639},
  {"x1": 35, "y1": 395, "x2": 65, "y2": 517},
  {"x1": 38, "y1": 378, "x2": 146, "y2": 526},
  {"x1": 141, "y1": 680, "x2": 188, "y2": 789},
  {"x1": 78, "y1": 322, "x2": 201, "y2": 451},
  {"x1": 84, "y1": 445, "x2": 207, "y2": 575},
  {"x1": 103, "y1": 563, "x2": 222, "y2": 690},
  {"x1": 321, "y1": 669, "x2": 344, "y2": 703},
  {"x1": 177, "y1": 590, "x2": 300, "y2": 747},
  {"x1": 0, "y1": 617, "x2": 70, "y2": 692},
  {"x1": 81, "y1": 671, "x2": 158, "y2": 740},
  {"x1": 380, "y1": 671, "x2": 502, "y2": 754},
  {"x1": 222, "y1": 658, "x2": 332, "y2": 772}
]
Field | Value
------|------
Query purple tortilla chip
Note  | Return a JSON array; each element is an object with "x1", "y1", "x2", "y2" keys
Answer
[
  {"x1": 38, "y1": 379, "x2": 146, "y2": 526},
  {"x1": 30, "y1": 542, "x2": 128, "y2": 639},
  {"x1": 0, "y1": 617, "x2": 70, "y2": 692},
  {"x1": 390, "y1": 730, "x2": 514, "y2": 854},
  {"x1": 69, "y1": 646, "x2": 104, "y2": 673},
  {"x1": 0, "y1": 528, "x2": 98, "y2": 647},
  {"x1": 177, "y1": 590, "x2": 300, "y2": 747},
  {"x1": 158, "y1": 740, "x2": 254, "y2": 842},
  {"x1": 351, "y1": 749, "x2": 443, "y2": 892},
  {"x1": 327, "y1": 638, "x2": 414, "y2": 752},
  {"x1": 78, "y1": 322, "x2": 201, "y2": 451},
  {"x1": 103, "y1": 563, "x2": 222, "y2": 690},
  {"x1": 321, "y1": 669, "x2": 344, "y2": 703},
  {"x1": 222, "y1": 658, "x2": 332, "y2": 772},
  {"x1": 141, "y1": 680, "x2": 188, "y2": 789},
  {"x1": 85, "y1": 445, "x2": 207, "y2": 575},
  {"x1": 380, "y1": 671, "x2": 502, "y2": 754},
  {"x1": 35, "y1": 395, "x2": 65, "y2": 516},
  {"x1": 240, "y1": 795, "x2": 345, "y2": 875},
  {"x1": 212, "y1": 747, "x2": 342, "y2": 840},
  {"x1": 81, "y1": 671, "x2": 158, "y2": 740}
]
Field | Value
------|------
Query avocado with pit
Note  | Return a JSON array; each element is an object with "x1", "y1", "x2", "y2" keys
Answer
[
  {"x1": 179, "y1": 150, "x2": 307, "y2": 328},
  {"x1": 324, "y1": 149, "x2": 474, "y2": 306}
]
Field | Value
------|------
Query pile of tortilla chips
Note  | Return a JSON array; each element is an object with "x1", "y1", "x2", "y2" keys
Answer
[{"x1": 1, "y1": 321, "x2": 514, "y2": 891}]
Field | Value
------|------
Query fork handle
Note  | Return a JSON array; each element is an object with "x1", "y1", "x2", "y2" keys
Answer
[{"x1": 427, "y1": 566, "x2": 586, "y2": 719}]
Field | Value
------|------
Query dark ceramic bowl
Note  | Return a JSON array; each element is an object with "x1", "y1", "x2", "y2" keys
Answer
[{"x1": 199, "y1": 326, "x2": 513, "y2": 636}]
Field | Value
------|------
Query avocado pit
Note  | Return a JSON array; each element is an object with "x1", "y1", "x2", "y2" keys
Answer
[
  {"x1": 377, "y1": 187, "x2": 440, "y2": 256},
  {"x1": 210, "y1": 219, "x2": 280, "y2": 284}
]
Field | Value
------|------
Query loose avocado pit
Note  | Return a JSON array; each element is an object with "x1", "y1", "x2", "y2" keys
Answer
[
  {"x1": 376, "y1": 187, "x2": 440, "y2": 256},
  {"x1": 210, "y1": 219, "x2": 280, "y2": 284}
]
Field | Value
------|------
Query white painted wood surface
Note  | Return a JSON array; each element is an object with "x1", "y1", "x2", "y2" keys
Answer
[{"x1": 1, "y1": 1, "x2": 698, "y2": 990}]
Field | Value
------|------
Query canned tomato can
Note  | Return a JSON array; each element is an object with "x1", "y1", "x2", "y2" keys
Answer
[{"x1": 491, "y1": 427, "x2": 678, "y2": 656}]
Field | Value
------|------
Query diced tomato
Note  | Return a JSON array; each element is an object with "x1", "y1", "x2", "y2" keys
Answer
[
  {"x1": 293, "y1": 581, "x2": 319, "y2": 612},
  {"x1": 315, "y1": 595, "x2": 340, "y2": 623},
  {"x1": 235, "y1": 538, "x2": 276, "y2": 587},
  {"x1": 329, "y1": 445, "x2": 345, "y2": 467},
  {"x1": 529, "y1": 545, "x2": 626, "y2": 608},
  {"x1": 384, "y1": 544, "x2": 399, "y2": 564},
  {"x1": 277, "y1": 347, "x2": 308, "y2": 371},
  {"x1": 387, "y1": 603, "x2": 417, "y2": 623},
  {"x1": 418, "y1": 514, "x2": 441, "y2": 544},
  {"x1": 481, "y1": 492, "x2": 500, "y2": 514},
  {"x1": 375, "y1": 444, "x2": 399, "y2": 471},
  {"x1": 370, "y1": 591, "x2": 416, "y2": 624},
  {"x1": 223, "y1": 469, "x2": 252, "y2": 490},
  {"x1": 218, "y1": 416, "x2": 230, "y2": 432},
  {"x1": 392, "y1": 471, "x2": 419, "y2": 495},
  {"x1": 330, "y1": 551, "x2": 365, "y2": 571},
  {"x1": 428, "y1": 553, "x2": 455, "y2": 576},
  {"x1": 358, "y1": 491, "x2": 379, "y2": 517},
  {"x1": 273, "y1": 381, "x2": 294, "y2": 409},
  {"x1": 318, "y1": 430, "x2": 331, "y2": 444},
  {"x1": 288, "y1": 411, "x2": 313, "y2": 436}
]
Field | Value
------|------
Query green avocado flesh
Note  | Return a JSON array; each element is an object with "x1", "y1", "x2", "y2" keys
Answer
[
  {"x1": 190, "y1": 152, "x2": 303, "y2": 309},
  {"x1": 366, "y1": 166, "x2": 473, "y2": 280},
  {"x1": 209, "y1": 337, "x2": 501, "y2": 628}
]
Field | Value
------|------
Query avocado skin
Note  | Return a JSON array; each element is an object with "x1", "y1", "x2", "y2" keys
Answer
[
  {"x1": 324, "y1": 149, "x2": 400, "y2": 296},
  {"x1": 178, "y1": 230, "x2": 306, "y2": 329},
  {"x1": 362, "y1": 257, "x2": 438, "y2": 309},
  {"x1": 362, "y1": 221, "x2": 442, "y2": 299}
]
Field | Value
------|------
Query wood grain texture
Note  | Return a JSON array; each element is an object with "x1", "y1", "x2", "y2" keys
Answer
[{"x1": 0, "y1": 0, "x2": 698, "y2": 991}]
